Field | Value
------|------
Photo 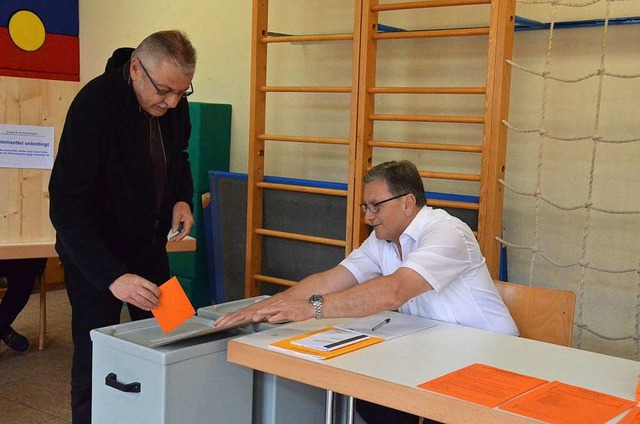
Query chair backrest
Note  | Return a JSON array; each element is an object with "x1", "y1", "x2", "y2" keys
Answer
[{"x1": 494, "y1": 280, "x2": 576, "y2": 347}]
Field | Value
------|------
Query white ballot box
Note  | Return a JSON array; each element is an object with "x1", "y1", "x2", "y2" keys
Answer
[
  {"x1": 198, "y1": 297, "x2": 327, "y2": 424},
  {"x1": 90, "y1": 316, "x2": 253, "y2": 424}
]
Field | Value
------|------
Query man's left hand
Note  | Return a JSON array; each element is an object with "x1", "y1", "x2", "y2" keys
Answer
[
  {"x1": 254, "y1": 299, "x2": 315, "y2": 323},
  {"x1": 168, "y1": 201, "x2": 194, "y2": 241}
]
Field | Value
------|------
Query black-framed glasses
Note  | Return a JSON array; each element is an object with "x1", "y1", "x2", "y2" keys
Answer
[
  {"x1": 139, "y1": 60, "x2": 194, "y2": 98},
  {"x1": 360, "y1": 193, "x2": 410, "y2": 214}
]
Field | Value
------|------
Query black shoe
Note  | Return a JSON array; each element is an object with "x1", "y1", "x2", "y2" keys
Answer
[{"x1": 1, "y1": 327, "x2": 31, "y2": 353}]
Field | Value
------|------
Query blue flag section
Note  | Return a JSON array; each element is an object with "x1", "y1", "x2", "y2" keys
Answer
[{"x1": 0, "y1": 0, "x2": 79, "y2": 35}]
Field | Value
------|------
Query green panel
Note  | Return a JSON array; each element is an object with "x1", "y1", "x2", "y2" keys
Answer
[
  {"x1": 187, "y1": 102, "x2": 231, "y2": 194},
  {"x1": 174, "y1": 275, "x2": 211, "y2": 310},
  {"x1": 169, "y1": 102, "x2": 231, "y2": 308}
]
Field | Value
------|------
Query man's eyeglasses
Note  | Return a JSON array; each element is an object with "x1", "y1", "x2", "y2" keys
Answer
[
  {"x1": 360, "y1": 193, "x2": 410, "y2": 214},
  {"x1": 139, "y1": 61, "x2": 194, "y2": 98}
]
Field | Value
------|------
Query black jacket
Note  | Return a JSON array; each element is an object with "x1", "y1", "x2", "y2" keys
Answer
[{"x1": 49, "y1": 48, "x2": 193, "y2": 291}]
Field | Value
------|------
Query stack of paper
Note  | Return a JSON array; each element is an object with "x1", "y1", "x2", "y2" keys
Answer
[
  {"x1": 269, "y1": 327, "x2": 383, "y2": 361},
  {"x1": 418, "y1": 363, "x2": 637, "y2": 424},
  {"x1": 292, "y1": 328, "x2": 371, "y2": 351},
  {"x1": 335, "y1": 311, "x2": 437, "y2": 340}
]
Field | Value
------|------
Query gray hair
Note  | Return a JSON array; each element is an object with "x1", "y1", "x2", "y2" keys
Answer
[
  {"x1": 132, "y1": 30, "x2": 196, "y2": 75},
  {"x1": 364, "y1": 160, "x2": 427, "y2": 207}
]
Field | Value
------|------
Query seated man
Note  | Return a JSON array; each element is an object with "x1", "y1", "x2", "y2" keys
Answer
[{"x1": 215, "y1": 160, "x2": 518, "y2": 424}]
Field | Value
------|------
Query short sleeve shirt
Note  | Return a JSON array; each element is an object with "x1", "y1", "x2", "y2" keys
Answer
[{"x1": 340, "y1": 207, "x2": 518, "y2": 336}]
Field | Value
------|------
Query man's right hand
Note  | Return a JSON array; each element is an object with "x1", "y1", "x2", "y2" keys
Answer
[
  {"x1": 108, "y1": 273, "x2": 161, "y2": 311},
  {"x1": 214, "y1": 298, "x2": 275, "y2": 328},
  {"x1": 214, "y1": 306, "x2": 257, "y2": 328}
]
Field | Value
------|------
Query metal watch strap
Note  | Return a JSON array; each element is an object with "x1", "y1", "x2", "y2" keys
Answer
[{"x1": 309, "y1": 294, "x2": 324, "y2": 319}]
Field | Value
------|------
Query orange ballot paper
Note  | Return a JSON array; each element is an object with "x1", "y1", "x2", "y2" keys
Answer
[
  {"x1": 417, "y1": 363, "x2": 548, "y2": 407},
  {"x1": 151, "y1": 276, "x2": 196, "y2": 333},
  {"x1": 499, "y1": 380, "x2": 636, "y2": 424},
  {"x1": 620, "y1": 407, "x2": 640, "y2": 424}
]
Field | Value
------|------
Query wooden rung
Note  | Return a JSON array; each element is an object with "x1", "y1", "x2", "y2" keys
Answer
[
  {"x1": 359, "y1": 165, "x2": 480, "y2": 182},
  {"x1": 262, "y1": 33, "x2": 353, "y2": 43},
  {"x1": 420, "y1": 170, "x2": 481, "y2": 182},
  {"x1": 254, "y1": 274, "x2": 297, "y2": 287},
  {"x1": 374, "y1": 27, "x2": 490, "y2": 40},
  {"x1": 255, "y1": 228, "x2": 347, "y2": 247},
  {"x1": 372, "y1": 0, "x2": 491, "y2": 12},
  {"x1": 257, "y1": 182, "x2": 347, "y2": 197},
  {"x1": 427, "y1": 198, "x2": 480, "y2": 211},
  {"x1": 371, "y1": 113, "x2": 484, "y2": 124},
  {"x1": 261, "y1": 86, "x2": 352, "y2": 93},
  {"x1": 368, "y1": 140, "x2": 482, "y2": 153},
  {"x1": 259, "y1": 134, "x2": 350, "y2": 145},
  {"x1": 369, "y1": 86, "x2": 485, "y2": 95}
]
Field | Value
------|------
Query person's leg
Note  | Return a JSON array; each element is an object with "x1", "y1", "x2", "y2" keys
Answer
[
  {"x1": 64, "y1": 263, "x2": 122, "y2": 424},
  {"x1": 0, "y1": 258, "x2": 47, "y2": 352},
  {"x1": 355, "y1": 399, "x2": 421, "y2": 424}
]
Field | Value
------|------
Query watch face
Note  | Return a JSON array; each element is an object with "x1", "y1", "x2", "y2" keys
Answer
[{"x1": 310, "y1": 294, "x2": 323, "y2": 305}]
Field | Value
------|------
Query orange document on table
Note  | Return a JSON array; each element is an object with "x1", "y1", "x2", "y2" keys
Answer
[
  {"x1": 417, "y1": 363, "x2": 548, "y2": 407},
  {"x1": 269, "y1": 327, "x2": 384, "y2": 361},
  {"x1": 499, "y1": 380, "x2": 636, "y2": 424},
  {"x1": 620, "y1": 407, "x2": 640, "y2": 424},
  {"x1": 151, "y1": 276, "x2": 196, "y2": 333}
]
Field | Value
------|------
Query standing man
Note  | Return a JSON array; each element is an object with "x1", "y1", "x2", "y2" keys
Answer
[
  {"x1": 215, "y1": 160, "x2": 518, "y2": 424},
  {"x1": 49, "y1": 30, "x2": 196, "y2": 424}
]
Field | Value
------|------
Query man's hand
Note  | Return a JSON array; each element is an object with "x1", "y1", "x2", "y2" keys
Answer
[
  {"x1": 109, "y1": 273, "x2": 161, "y2": 311},
  {"x1": 168, "y1": 201, "x2": 194, "y2": 242},
  {"x1": 214, "y1": 302, "x2": 266, "y2": 328},
  {"x1": 253, "y1": 299, "x2": 315, "y2": 323},
  {"x1": 213, "y1": 296, "x2": 301, "y2": 328}
]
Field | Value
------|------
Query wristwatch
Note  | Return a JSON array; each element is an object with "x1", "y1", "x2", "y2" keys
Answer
[{"x1": 309, "y1": 294, "x2": 324, "y2": 319}]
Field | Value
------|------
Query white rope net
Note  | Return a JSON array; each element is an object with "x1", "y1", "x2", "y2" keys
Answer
[{"x1": 502, "y1": 0, "x2": 640, "y2": 359}]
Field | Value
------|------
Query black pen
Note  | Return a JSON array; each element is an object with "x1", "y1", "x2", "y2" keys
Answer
[{"x1": 371, "y1": 318, "x2": 391, "y2": 332}]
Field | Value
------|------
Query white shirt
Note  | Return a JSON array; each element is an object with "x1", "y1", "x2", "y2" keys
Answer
[{"x1": 340, "y1": 207, "x2": 519, "y2": 336}]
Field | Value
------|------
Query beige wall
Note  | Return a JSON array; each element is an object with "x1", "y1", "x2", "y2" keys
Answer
[{"x1": 79, "y1": 1, "x2": 639, "y2": 359}]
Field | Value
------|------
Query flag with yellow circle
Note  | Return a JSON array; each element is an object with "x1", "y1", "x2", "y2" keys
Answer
[{"x1": 0, "y1": 1, "x2": 79, "y2": 81}]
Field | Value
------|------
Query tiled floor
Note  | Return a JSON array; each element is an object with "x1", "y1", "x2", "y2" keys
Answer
[{"x1": 0, "y1": 289, "x2": 73, "y2": 424}]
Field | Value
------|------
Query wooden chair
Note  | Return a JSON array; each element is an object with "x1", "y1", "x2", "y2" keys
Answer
[{"x1": 494, "y1": 280, "x2": 576, "y2": 347}]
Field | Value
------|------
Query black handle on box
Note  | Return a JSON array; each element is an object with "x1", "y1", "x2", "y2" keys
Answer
[{"x1": 105, "y1": 373, "x2": 141, "y2": 393}]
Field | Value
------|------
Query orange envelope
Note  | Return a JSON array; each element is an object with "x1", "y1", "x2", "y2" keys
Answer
[
  {"x1": 151, "y1": 276, "x2": 196, "y2": 333},
  {"x1": 417, "y1": 363, "x2": 548, "y2": 408}
]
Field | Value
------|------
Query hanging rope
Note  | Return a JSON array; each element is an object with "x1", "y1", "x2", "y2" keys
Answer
[
  {"x1": 502, "y1": 0, "x2": 640, "y2": 358},
  {"x1": 503, "y1": 121, "x2": 640, "y2": 144},
  {"x1": 507, "y1": 60, "x2": 640, "y2": 83}
]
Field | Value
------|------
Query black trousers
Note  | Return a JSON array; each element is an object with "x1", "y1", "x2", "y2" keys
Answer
[
  {"x1": 356, "y1": 399, "x2": 443, "y2": 424},
  {"x1": 64, "y1": 251, "x2": 169, "y2": 424},
  {"x1": 356, "y1": 399, "x2": 421, "y2": 424},
  {"x1": 0, "y1": 258, "x2": 47, "y2": 335}
]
